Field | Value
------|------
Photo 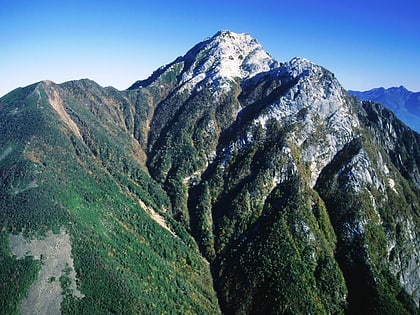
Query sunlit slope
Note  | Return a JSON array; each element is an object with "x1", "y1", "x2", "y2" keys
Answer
[{"x1": 0, "y1": 81, "x2": 220, "y2": 314}]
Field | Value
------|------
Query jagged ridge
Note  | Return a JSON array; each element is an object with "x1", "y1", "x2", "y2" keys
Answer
[{"x1": 0, "y1": 30, "x2": 419, "y2": 314}]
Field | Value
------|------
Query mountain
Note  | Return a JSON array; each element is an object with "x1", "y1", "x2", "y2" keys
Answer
[
  {"x1": 0, "y1": 30, "x2": 419, "y2": 314},
  {"x1": 349, "y1": 86, "x2": 420, "y2": 132}
]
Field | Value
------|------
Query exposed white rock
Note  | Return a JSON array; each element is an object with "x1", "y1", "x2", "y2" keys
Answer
[
  {"x1": 179, "y1": 31, "x2": 278, "y2": 93},
  {"x1": 337, "y1": 149, "x2": 385, "y2": 193},
  {"x1": 388, "y1": 178, "x2": 398, "y2": 194},
  {"x1": 145, "y1": 31, "x2": 420, "y2": 309},
  {"x1": 249, "y1": 57, "x2": 359, "y2": 186},
  {"x1": 387, "y1": 215, "x2": 420, "y2": 307}
]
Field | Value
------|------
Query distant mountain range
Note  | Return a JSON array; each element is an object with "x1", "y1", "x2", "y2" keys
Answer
[
  {"x1": 0, "y1": 31, "x2": 419, "y2": 314},
  {"x1": 349, "y1": 86, "x2": 420, "y2": 132}
]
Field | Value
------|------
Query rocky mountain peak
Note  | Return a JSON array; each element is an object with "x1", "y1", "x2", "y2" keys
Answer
[
  {"x1": 1, "y1": 31, "x2": 419, "y2": 315},
  {"x1": 177, "y1": 30, "x2": 278, "y2": 91},
  {"x1": 128, "y1": 31, "x2": 278, "y2": 93}
]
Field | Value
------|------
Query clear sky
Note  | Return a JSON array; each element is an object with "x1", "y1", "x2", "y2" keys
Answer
[{"x1": 1, "y1": 0, "x2": 419, "y2": 97}]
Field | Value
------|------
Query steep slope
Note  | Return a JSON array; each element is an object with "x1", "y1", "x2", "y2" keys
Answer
[
  {"x1": 0, "y1": 80, "x2": 220, "y2": 314},
  {"x1": 131, "y1": 31, "x2": 419, "y2": 314},
  {"x1": 0, "y1": 30, "x2": 419, "y2": 314},
  {"x1": 349, "y1": 86, "x2": 420, "y2": 132}
]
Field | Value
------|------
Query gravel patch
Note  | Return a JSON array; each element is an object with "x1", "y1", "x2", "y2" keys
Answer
[{"x1": 9, "y1": 228, "x2": 83, "y2": 315}]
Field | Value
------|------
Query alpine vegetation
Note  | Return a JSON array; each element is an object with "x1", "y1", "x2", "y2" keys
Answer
[{"x1": 1, "y1": 31, "x2": 419, "y2": 314}]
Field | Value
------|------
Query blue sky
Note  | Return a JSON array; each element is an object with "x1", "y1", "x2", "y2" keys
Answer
[{"x1": 1, "y1": 0, "x2": 419, "y2": 97}]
